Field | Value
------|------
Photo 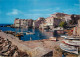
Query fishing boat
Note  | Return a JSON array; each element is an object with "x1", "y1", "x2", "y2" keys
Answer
[
  {"x1": 60, "y1": 43, "x2": 78, "y2": 54},
  {"x1": 15, "y1": 33, "x2": 24, "y2": 37},
  {"x1": 60, "y1": 36, "x2": 80, "y2": 54},
  {"x1": 26, "y1": 31, "x2": 35, "y2": 35}
]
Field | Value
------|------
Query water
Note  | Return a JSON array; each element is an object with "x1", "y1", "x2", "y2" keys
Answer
[{"x1": 0, "y1": 24, "x2": 52, "y2": 41}]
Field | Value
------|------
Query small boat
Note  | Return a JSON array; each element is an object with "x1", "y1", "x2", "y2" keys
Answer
[
  {"x1": 15, "y1": 33, "x2": 23, "y2": 37},
  {"x1": 49, "y1": 37, "x2": 57, "y2": 41},
  {"x1": 17, "y1": 32, "x2": 23, "y2": 35},
  {"x1": 26, "y1": 31, "x2": 35, "y2": 35}
]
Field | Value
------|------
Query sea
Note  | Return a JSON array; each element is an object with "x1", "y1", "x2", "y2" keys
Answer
[{"x1": 0, "y1": 24, "x2": 53, "y2": 41}]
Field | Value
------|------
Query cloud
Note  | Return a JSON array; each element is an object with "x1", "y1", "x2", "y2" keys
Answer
[
  {"x1": 29, "y1": 7, "x2": 60, "y2": 13},
  {"x1": 29, "y1": 8, "x2": 52, "y2": 11},
  {"x1": 7, "y1": 9, "x2": 21, "y2": 15},
  {"x1": 24, "y1": 13, "x2": 50, "y2": 16}
]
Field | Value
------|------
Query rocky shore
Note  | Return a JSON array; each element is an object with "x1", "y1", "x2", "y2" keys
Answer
[{"x1": 0, "y1": 36, "x2": 29, "y2": 57}]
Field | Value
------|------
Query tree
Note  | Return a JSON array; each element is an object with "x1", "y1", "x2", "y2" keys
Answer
[{"x1": 59, "y1": 21, "x2": 67, "y2": 28}]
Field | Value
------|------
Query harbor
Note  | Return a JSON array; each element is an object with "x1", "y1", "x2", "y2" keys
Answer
[
  {"x1": 0, "y1": 26, "x2": 49, "y2": 41},
  {"x1": 0, "y1": 31, "x2": 63, "y2": 57},
  {"x1": 0, "y1": 29, "x2": 79, "y2": 57}
]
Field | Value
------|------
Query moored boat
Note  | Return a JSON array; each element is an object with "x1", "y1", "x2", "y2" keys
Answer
[{"x1": 26, "y1": 31, "x2": 35, "y2": 35}]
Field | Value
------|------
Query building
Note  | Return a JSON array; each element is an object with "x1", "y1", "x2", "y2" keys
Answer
[
  {"x1": 20, "y1": 19, "x2": 27, "y2": 28},
  {"x1": 73, "y1": 19, "x2": 80, "y2": 36},
  {"x1": 60, "y1": 36, "x2": 80, "y2": 55},
  {"x1": 51, "y1": 13, "x2": 71, "y2": 22},
  {"x1": 27, "y1": 19, "x2": 33, "y2": 28},
  {"x1": 33, "y1": 17, "x2": 45, "y2": 28},
  {"x1": 14, "y1": 18, "x2": 20, "y2": 28},
  {"x1": 14, "y1": 18, "x2": 33, "y2": 28},
  {"x1": 76, "y1": 19, "x2": 80, "y2": 36},
  {"x1": 45, "y1": 17, "x2": 62, "y2": 29},
  {"x1": 51, "y1": 13, "x2": 67, "y2": 18}
]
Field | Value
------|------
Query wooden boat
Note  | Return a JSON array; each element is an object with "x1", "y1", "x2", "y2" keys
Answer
[
  {"x1": 60, "y1": 43, "x2": 78, "y2": 54},
  {"x1": 49, "y1": 37, "x2": 56, "y2": 41},
  {"x1": 26, "y1": 31, "x2": 35, "y2": 35},
  {"x1": 15, "y1": 33, "x2": 23, "y2": 37}
]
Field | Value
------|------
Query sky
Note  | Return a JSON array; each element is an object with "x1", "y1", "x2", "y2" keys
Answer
[{"x1": 0, "y1": 0, "x2": 80, "y2": 24}]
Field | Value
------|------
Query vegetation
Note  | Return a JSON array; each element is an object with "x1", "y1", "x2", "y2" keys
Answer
[{"x1": 59, "y1": 21, "x2": 67, "y2": 28}]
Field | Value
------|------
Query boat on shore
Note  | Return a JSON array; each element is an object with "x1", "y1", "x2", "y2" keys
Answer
[
  {"x1": 60, "y1": 36, "x2": 80, "y2": 55},
  {"x1": 60, "y1": 43, "x2": 78, "y2": 54}
]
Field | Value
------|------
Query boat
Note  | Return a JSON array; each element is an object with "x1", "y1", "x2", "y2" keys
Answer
[
  {"x1": 49, "y1": 37, "x2": 56, "y2": 41},
  {"x1": 26, "y1": 31, "x2": 35, "y2": 35},
  {"x1": 60, "y1": 36, "x2": 80, "y2": 54},
  {"x1": 60, "y1": 43, "x2": 78, "y2": 54},
  {"x1": 15, "y1": 33, "x2": 24, "y2": 37}
]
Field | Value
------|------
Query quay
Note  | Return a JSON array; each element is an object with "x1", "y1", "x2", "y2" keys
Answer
[{"x1": 0, "y1": 31, "x2": 62, "y2": 57}]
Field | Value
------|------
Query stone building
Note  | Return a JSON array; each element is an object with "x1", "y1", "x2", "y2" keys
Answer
[
  {"x1": 14, "y1": 18, "x2": 20, "y2": 28},
  {"x1": 73, "y1": 19, "x2": 80, "y2": 36},
  {"x1": 33, "y1": 17, "x2": 45, "y2": 28},
  {"x1": 51, "y1": 13, "x2": 71, "y2": 22},
  {"x1": 20, "y1": 19, "x2": 27, "y2": 28},
  {"x1": 51, "y1": 13, "x2": 66, "y2": 18},
  {"x1": 27, "y1": 19, "x2": 33, "y2": 28},
  {"x1": 14, "y1": 18, "x2": 33, "y2": 28},
  {"x1": 45, "y1": 17, "x2": 62, "y2": 29},
  {"x1": 76, "y1": 19, "x2": 80, "y2": 36}
]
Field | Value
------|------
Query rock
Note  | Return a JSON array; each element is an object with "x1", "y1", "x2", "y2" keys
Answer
[
  {"x1": 0, "y1": 42, "x2": 2, "y2": 44},
  {"x1": 2, "y1": 43, "x2": 6, "y2": 47},
  {"x1": 10, "y1": 45, "x2": 16, "y2": 50},
  {"x1": 0, "y1": 46, "x2": 3, "y2": 51},
  {"x1": 1, "y1": 47, "x2": 8, "y2": 53},
  {"x1": 2, "y1": 51, "x2": 10, "y2": 56},
  {"x1": 13, "y1": 51, "x2": 18, "y2": 57},
  {"x1": 0, "y1": 56, "x2": 5, "y2": 57},
  {"x1": 8, "y1": 49, "x2": 16, "y2": 56},
  {"x1": 17, "y1": 51, "x2": 29, "y2": 57},
  {"x1": 5, "y1": 44, "x2": 9, "y2": 48},
  {"x1": 1, "y1": 40, "x2": 5, "y2": 43}
]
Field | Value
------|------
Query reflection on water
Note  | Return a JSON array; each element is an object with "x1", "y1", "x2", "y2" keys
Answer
[{"x1": 0, "y1": 27, "x2": 54, "y2": 41}]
